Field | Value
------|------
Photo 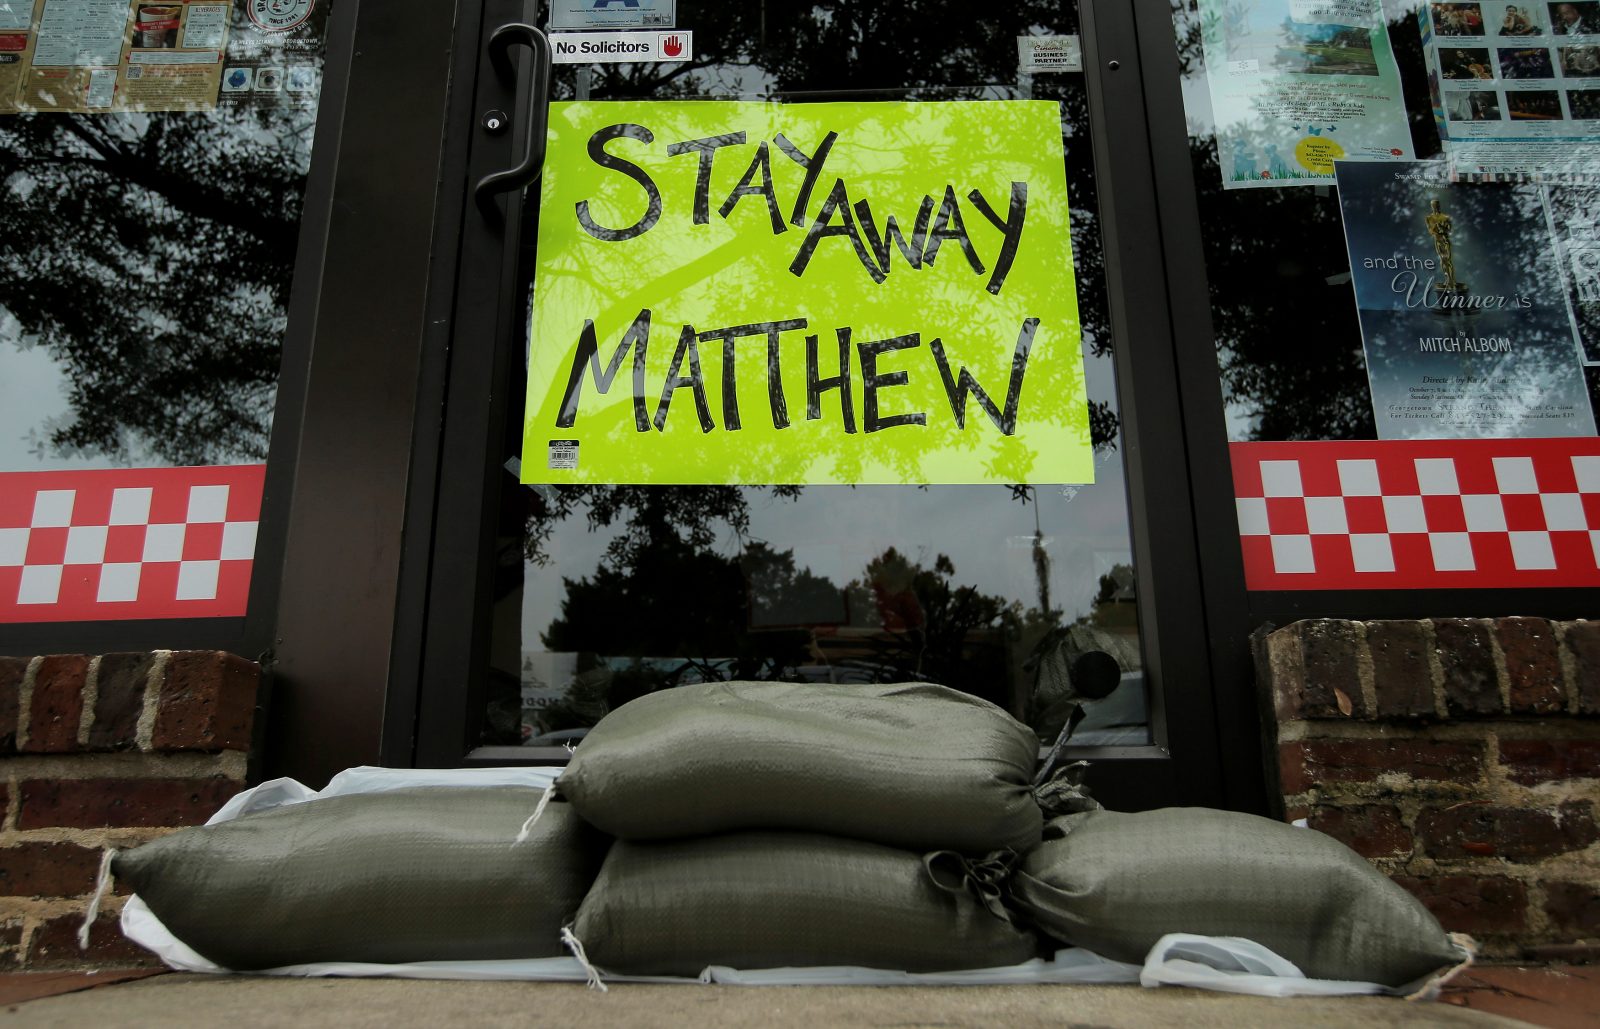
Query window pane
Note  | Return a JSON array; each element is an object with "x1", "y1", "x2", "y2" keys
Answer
[
  {"x1": 0, "y1": 2, "x2": 332, "y2": 623},
  {"x1": 483, "y1": 2, "x2": 1152, "y2": 750}
]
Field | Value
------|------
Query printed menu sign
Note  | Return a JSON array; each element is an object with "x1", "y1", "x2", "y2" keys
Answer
[
  {"x1": 1336, "y1": 159, "x2": 1596, "y2": 438},
  {"x1": 1422, "y1": 1, "x2": 1600, "y2": 176},
  {"x1": 6, "y1": 0, "x2": 231, "y2": 113},
  {"x1": 522, "y1": 100, "x2": 1093, "y2": 485},
  {"x1": 1199, "y1": 0, "x2": 1414, "y2": 189},
  {"x1": 0, "y1": 0, "x2": 323, "y2": 113}
]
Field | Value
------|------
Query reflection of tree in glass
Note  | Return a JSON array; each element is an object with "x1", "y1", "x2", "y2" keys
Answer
[
  {"x1": 0, "y1": 109, "x2": 313, "y2": 464},
  {"x1": 537, "y1": 534, "x2": 1035, "y2": 719}
]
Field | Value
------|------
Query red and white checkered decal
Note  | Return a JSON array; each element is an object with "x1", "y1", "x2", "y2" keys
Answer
[
  {"x1": 0, "y1": 465, "x2": 264, "y2": 623},
  {"x1": 1231, "y1": 439, "x2": 1600, "y2": 590}
]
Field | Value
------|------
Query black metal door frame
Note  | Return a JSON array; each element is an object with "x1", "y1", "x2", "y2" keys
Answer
[{"x1": 388, "y1": 0, "x2": 1239, "y2": 812}]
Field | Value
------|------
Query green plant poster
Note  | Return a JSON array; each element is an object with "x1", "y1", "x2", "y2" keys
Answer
[
  {"x1": 1200, "y1": 0, "x2": 1414, "y2": 189},
  {"x1": 522, "y1": 99, "x2": 1092, "y2": 485}
]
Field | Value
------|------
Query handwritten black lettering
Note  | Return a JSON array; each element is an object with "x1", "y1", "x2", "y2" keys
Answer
[
  {"x1": 857, "y1": 333, "x2": 927, "y2": 433},
  {"x1": 696, "y1": 319, "x2": 808, "y2": 430},
  {"x1": 717, "y1": 140, "x2": 786, "y2": 234},
  {"x1": 806, "y1": 328, "x2": 856, "y2": 433},
  {"x1": 666, "y1": 131, "x2": 747, "y2": 225},
  {"x1": 789, "y1": 179, "x2": 885, "y2": 283},
  {"x1": 928, "y1": 317, "x2": 1037, "y2": 435},
  {"x1": 557, "y1": 309, "x2": 651, "y2": 429},
  {"x1": 773, "y1": 130, "x2": 838, "y2": 227},
  {"x1": 654, "y1": 323, "x2": 714, "y2": 432},
  {"x1": 575, "y1": 124, "x2": 662, "y2": 242}
]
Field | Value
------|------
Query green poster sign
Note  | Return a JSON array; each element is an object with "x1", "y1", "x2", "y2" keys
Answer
[{"x1": 522, "y1": 99, "x2": 1091, "y2": 485}]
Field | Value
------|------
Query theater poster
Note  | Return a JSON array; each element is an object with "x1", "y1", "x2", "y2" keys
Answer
[{"x1": 1335, "y1": 159, "x2": 1596, "y2": 438}]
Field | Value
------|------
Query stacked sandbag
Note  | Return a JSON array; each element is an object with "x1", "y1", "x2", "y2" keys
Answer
[
  {"x1": 114, "y1": 786, "x2": 608, "y2": 970},
  {"x1": 573, "y1": 832, "x2": 1036, "y2": 975},
  {"x1": 558, "y1": 681, "x2": 1042, "y2": 974},
  {"x1": 557, "y1": 680, "x2": 1042, "y2": 853},
  {"x1": 1008, "y1": 808, "x2": 1467, "y2": 988}
]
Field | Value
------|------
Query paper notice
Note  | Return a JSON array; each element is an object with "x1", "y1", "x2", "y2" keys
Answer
[
  {"x1": 180, "y1": 3, "x2": 225, "y2": 47},
  {"x1": 216, "y1": 0, "x2": 325, "y2": 111},
  {"x1": 6, "y1": 0, "x2": 235, "y2": 113},
  {"x1": 31, "y1": 0, "x2": 125, "y2": 67},
  {"x1": 0, "y1": 6, "x2": 33, "y2": 114}
]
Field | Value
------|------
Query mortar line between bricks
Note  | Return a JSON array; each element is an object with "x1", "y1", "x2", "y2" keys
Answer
[
  {"x1": 135, "y1": 651, "x2": 169, "y2": 752},
  {"x1": 4, "y1": 825, "x2": 179, "y2": 848},
  {"x1": 1, "y1": 751, "x2": 246, "y2": 781},
  {"x1": 3, "y1": 771, "x2": 16, "y2": 832},
  {"x1": 1276, "y1": 720, "x2": 1600, "y2": 742},
  {"x1": 1553, "y1": 621, "x2": 1581, "y2": 716},
  {"x1": 1486, "y1": 618, "x2": 1514, "y2": 712},
  {"x1": 1354, "y1": 621, "x2": 1379, "y2": 718},
  {"x1": 76, "y1": 656, "x2": 101, "y2": 749},
  {"x1": 1423, "y1": 620, "x2": 1450, "y2": 719},
  {"x1": 14, "y1": 656, "x2": 41, "y2": 753}
]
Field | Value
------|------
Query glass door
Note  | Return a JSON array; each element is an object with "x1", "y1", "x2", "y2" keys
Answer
[{"x1": 409, "y1": 0, "x2": 1229, "y2": 810}]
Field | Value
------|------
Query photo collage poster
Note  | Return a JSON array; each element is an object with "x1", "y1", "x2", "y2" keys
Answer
[
  {"x1": 1422, "y1": 1, "x2": 1600, "y2": 175},
  {"x1": 1336, "y1": 159, "x2": 1597, "y2": 438},
  {"x1": 1199, "y1": 0, "x2": 1414, "y2": 189}
]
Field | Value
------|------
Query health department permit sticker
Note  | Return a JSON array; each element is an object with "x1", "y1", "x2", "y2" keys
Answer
[{"x1": 548, "y1": 439, "x2": 579, "y2": 470}]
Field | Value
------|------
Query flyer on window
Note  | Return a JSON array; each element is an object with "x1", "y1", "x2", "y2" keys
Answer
[
  {"x1": 1335, "y1": 159, "x2": 1596, "y2": 438},
  {"x1": 523, "y1": 100, "x2": 1094, "y2": 486},
  {"x1": 1421, "y1": 1, "x2": 1600, "y2": 177},
  {"x1": 6, "y1": 0, "x2": 232, "y2": 114},
  {"x1": 0, "y1": 0, "x2": 321, "y2": 114},
  {"x1": 216, "y1": 0, "x2": 325, "y2": 112},
  {"x1": 1199, "y1": 0, "x2": 1414, "y2": 189}
]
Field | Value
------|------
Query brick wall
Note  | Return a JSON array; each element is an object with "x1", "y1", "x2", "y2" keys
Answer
[
  {"x1": 0, "y1": 651, "x2": 258, "y2": 969},
  {"x1": 1258, "y1": 618, "x2": 1599, "y2": 959}
]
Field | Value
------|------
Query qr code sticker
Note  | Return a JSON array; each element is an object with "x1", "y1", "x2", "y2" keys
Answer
[{"x1": 548, "y1": 439, "x2": 579, "y2": 470}]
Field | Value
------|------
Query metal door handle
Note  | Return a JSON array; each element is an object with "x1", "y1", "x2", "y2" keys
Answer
[{"x1": 474, "y1": 23, "x2": 553, "y2": 219}]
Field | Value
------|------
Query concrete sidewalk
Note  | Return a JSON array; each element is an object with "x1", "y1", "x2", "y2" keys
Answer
[{"x1": 0, "y1": 974, "x2": 1532, "y2": 1028}]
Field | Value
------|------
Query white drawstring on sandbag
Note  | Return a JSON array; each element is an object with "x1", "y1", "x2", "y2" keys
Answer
[
  {"x1": 1404, "y1": 934, "x2": 1477, "y2": 1002},
  {"x1": 78, "y1": 848, "x2": 116, "y2": 950},
  {"x1": 511, "y1": 783, "x2": 556, "y2": 847},
  {"x1": 561, "y1": 926, "x2": 607, "y2": 992}
]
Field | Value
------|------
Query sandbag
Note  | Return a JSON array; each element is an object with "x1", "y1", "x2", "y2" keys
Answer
[
  {"x1": 114, "y1": 786, "x2": 608, "y2": 970},
  {"x1": 571, "y1": 830, "x2": 1039, "y2": 975},
  {"x1": 557, "y1": 681, "x2": 1042, "y2": 853},
  {"x1": 1008, "y1": 808, "x2": 1465, "y2": 988}
]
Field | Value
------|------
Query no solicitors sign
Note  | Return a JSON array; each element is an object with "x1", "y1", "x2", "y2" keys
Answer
[{"x1": 550, "y1": 31, "x2": 693, "y2": 64}]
